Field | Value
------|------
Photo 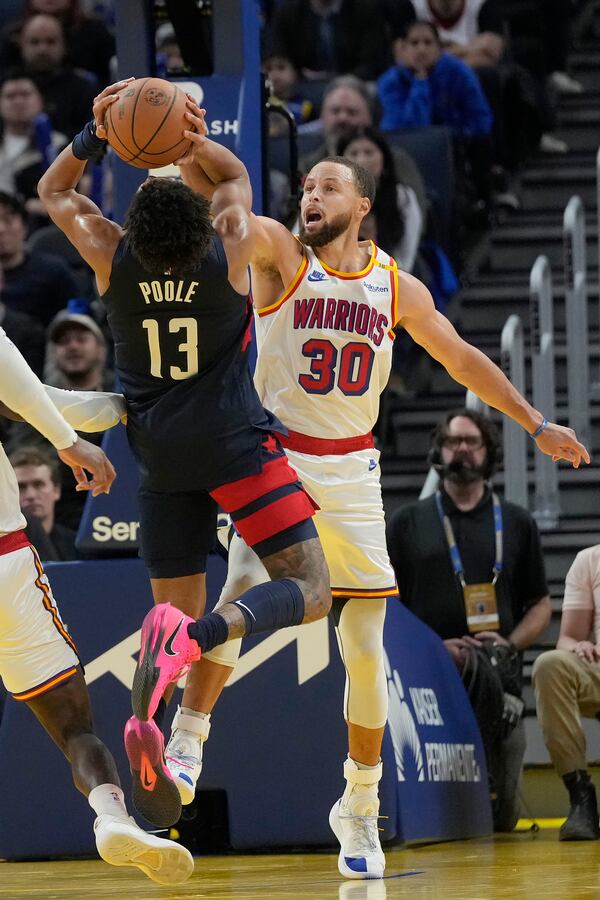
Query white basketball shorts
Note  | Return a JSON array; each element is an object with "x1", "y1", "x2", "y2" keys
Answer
[
  {"x1": 0, "y1": 542, "x2": 79, "y2": 699},
  {"x1": 285, "y1": 447, "x2": 398, "y2": 600}
]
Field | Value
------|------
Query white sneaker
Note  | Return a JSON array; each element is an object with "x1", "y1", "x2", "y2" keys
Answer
[
  {"x1": 549, "y1": 71, "x2": 584, "y2": 94},
  {"x1": 165, "y1": 707, "x2": 211, "y2": 804},
  {"x1": 539, "y1": 133, "x2": 569, "y2": 154},
  {"x1": 94, "y1": 813, "x2": 194, "y2": 885},
  {"x1": 329, "y1": 757, "x2": 385, "y2": 879},
  {"x1": 330, "y1": 799, "x2": 385, "y2": 879}
]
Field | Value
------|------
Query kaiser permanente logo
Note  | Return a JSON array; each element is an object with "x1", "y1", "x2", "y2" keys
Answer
[{"x1": 384, "y1": 652, "x2": 481, "y2": 784}]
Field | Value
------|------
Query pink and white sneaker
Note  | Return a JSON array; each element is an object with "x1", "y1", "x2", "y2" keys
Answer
[
  {"x1": 132, "y1": 603, "x2": 201, "y2": 721},
  {"x1": 124, "y1": 716, "x2": 182, "y2": 828}
]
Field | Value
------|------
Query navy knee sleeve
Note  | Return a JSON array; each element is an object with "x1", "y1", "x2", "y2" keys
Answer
[{"x1": 234, "y1": 578, "x2": 305, "y2": 634}]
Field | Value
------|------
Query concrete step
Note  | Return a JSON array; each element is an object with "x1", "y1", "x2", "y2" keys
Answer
[
  {"x1": 458, "y1": 283, "x2": 600, "y2": 335},
  {"x1": 555, "y1": 107, "x2": 600, "y2": 152},
  {"x1": 382, "y1": 467, "x2": 600, "y2": 525},
  {"x1": 521, "y1": 165, "x2": 596, "y2": 210},
  {"x1": 489, "y1": 223, "x2": 597, "y2": 271},
  {"x1": 570, "y1": 52, "x2": 600, "y2": 90}
]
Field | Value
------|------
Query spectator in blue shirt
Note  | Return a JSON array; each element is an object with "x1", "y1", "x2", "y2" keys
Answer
[
  {"x1": 378, "y1": 21, "x2": 493, "y2": 215},
  {"x1": 378, "y1": 20, "x2": 492, "y2": 137}
]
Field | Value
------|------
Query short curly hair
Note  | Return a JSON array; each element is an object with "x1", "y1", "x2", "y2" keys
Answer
[{"x1": 124, "y1": 177, "x2": 213, "y2": 275}]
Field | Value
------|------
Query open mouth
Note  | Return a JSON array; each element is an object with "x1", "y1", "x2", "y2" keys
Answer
[{"x1": 304, "y1": 209, "x2": 323, "y2": 227}]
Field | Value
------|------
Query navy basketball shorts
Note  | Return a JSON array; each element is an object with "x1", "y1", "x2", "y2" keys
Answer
[
  {"x1": 210, "y1": 434, "x2": 317, "y2": 559},
  {"x1": 138, "y1": 434, "x2": 317, "y2": 579}
]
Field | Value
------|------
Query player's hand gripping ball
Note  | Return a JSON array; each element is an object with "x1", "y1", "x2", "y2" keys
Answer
[{"x1": 102, "y1": 77, "x2": 192, "y2": 168}]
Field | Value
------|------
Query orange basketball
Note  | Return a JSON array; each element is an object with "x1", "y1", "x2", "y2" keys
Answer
[{"x1": 105, "y1": 77, "x2": 191, "y2": 169}]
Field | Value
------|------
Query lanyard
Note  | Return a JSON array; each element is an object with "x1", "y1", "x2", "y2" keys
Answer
[{"x1": 435, "y1": 491, "x2": 503, "y2": 588}]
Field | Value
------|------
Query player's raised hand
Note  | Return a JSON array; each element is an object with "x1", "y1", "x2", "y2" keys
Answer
[
  {"x1": 92, "y1": 77, "x2": 135, "y2": 139},
  {"x1": 175, "y1": 98, "x2": 209, "y2": 165},
  {"x1": 58, "y1": 437, "x2": 116, "y2": 496},
  {"x1": 533, "y1": 421, "x2": 590, "y2": 468}
]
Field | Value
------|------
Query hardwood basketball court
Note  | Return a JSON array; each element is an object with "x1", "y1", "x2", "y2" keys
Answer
[{"x1": 2, "y1": 830, "x2": 599, "y2": 899}]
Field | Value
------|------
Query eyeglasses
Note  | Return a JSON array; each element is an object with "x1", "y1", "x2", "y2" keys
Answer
[{"x1": 442, "y1": 435, "x2": 484, "y2": 450}]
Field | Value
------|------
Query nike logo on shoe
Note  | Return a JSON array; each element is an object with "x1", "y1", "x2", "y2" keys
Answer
[
  {"x1": 164, "y1": 618, "x2": 185, "y2": 656},
  {"x1": 140, "y1": 753, "x2": 157, "y2": 791}
]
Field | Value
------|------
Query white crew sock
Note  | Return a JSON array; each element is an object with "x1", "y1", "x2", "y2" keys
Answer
[{"x1": 88, "y1": 783, "x2": 128, "y2": 818}]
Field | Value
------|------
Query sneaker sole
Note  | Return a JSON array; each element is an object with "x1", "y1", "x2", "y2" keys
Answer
[
  {"x1": 329, "y1": 799, "x2": 385, "y2": 880},
  {"x1": 124, "y1": 718, "x2": 182, "y2": 828},
  {"x1": 97, "y1": 825, "x2": 193, "y2": 885},
  {"x1": 131, "y1": 617, "x2": 165, "y2": 722}
]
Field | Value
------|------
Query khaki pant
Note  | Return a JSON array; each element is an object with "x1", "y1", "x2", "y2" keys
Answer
[{"x1": 532, "y1": 649, "x2": 600, "y2": 775}]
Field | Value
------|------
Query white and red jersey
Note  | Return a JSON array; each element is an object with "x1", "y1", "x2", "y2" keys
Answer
[{"x1": 254, "y1": 242, "x2": 399, "y2": 441}]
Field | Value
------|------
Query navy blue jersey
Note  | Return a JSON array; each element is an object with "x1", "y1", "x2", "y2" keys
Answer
[{"x1": 101, "y1": 234, "x2": 280, "y2": 492}]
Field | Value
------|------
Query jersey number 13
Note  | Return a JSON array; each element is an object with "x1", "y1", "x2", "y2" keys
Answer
[{"x1": 142, "y1": 317, "x2": 199, "y2": 380}]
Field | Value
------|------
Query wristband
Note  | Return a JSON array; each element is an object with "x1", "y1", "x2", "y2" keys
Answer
[
  {"x1": 72, "y1": 120, "x2": 107, "y2": 164},
  {"x1": 530, "y1": 417, "x2": 548, "y2": 439}
]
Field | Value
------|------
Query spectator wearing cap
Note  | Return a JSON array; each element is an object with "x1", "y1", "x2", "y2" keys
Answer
[
  {"x1": 10, "y1": 444, "x2": 77, "y2": 560},
  {"x1": 6, "y1": 306, "x2": 113, "y2": 530},
  {"x1": 46, "y1": 307, "x2": 111, "y2": 391},
  {"x1": 0, "y1": 190, "x2": 79, "y2": 326},
  {"x1": 46, "y1": 307, "x2": 113, "y2": 528}
]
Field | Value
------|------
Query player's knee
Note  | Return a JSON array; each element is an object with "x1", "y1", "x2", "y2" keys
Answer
[
  {"x1": 344, "y1": 638, "x2": 384, "y2": 679},
  {"x1": 218, "y1": 565, "x2": 264, "y2": 606},
  {"x1": 302, "y1": 565, "x2": 332, "y2": 622}
]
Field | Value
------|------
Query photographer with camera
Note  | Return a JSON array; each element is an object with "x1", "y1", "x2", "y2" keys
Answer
[{"x1": 386, "y1": 408, "x2": 551, "y2": 830}]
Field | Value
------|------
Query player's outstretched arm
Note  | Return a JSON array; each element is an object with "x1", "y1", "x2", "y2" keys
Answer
[
  {"x1": 38, "y1": 79, "x2": 131, "y2": 287},
  {"x1": 398, "y1": 271, "x2": 590, "y2": 467},
  {"x1": 0, "y1": 328, "x2": 116, "y2": 493},
  {"x1": 0, "y1": 386, "x2": 126, "y2": 431}
]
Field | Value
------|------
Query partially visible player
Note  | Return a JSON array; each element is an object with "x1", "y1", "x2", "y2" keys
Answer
[
  {"x1": 148, "y1": 115, "x2": 589, "y2": 879},
  {"x1": 38, "y1": 81, "x2": 330, "y2": 828},
  {"x1": 0, "y1": 327, "x2": 193, "y2": 885}
]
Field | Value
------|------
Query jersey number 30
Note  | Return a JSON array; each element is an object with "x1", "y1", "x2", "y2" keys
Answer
[
  {"x1": 299, "y1": 339, "x2": 374, "y2": 395},
  {"x1": 143, "y1": 318, "x2": 198, "y2": 380}
]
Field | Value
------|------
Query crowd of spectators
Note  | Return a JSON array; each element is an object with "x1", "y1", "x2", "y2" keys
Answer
[
  {"x1": 0, "y1": 4, "x2": 587, "y2": 504},
  {"x1": 0, "y1": 0, "x2": 596, "y2": 834}
]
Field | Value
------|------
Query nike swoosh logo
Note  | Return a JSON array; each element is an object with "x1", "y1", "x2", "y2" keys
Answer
[
  {"x1": 140, "y1": 752, "x2": 157, "y2": 791},
  {"x1": 164, "y1": 617, "x2": 184, "y2": 656},
  {"x1": 307, "y1": 271, "x2": 328, "y2": 282}
]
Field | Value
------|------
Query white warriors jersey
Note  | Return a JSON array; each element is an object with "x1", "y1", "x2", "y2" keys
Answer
[{"x1": 254, "y1": 241, "x2": 399, "y2": 439}]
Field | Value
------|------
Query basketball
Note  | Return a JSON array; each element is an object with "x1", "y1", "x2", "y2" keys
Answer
[{"x1": 104, "y1": 77, "x2": 191, "y2": 169}]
